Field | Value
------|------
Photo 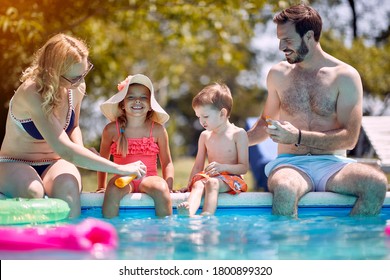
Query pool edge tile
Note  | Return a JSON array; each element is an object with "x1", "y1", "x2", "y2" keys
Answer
[{"x1": 78, "y1": 191, "x2": 390, "y2": 208}]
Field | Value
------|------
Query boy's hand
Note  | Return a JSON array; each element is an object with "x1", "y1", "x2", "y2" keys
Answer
[{"x1": 205, "y1": 161, "x2": 222, "y2": 176}]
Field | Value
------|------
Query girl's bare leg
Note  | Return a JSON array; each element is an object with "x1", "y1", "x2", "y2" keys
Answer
[
  {"x1": 140, "y1": 176, "x2": 172, "y2": 217},
  {"x1": 102, "y1": 176, "x2": 131, "y2": 218}
]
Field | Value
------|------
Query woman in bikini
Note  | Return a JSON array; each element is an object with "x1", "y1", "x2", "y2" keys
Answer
[
  {"x1": 0, "y1": 34, "x2": 146, "y2": 218},
  {"x1": 98, "y1": 74, "x2": 173, "y2": 218}
]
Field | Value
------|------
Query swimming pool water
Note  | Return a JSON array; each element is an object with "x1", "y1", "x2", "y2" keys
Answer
[{"x1": 2, "y1": 207, "x2": 390, "y2": 260}]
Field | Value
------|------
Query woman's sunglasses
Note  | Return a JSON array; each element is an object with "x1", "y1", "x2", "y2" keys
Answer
[{"x1": 61, "y1": 61, "x2": 94, "y2": 86}]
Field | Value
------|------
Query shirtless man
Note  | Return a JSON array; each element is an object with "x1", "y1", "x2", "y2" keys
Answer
[{"x1": 247, "y1": 4, "x2": 387, "y2": 217}]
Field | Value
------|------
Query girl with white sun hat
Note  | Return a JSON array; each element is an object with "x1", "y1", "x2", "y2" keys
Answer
[{"x1": 98, "y1": 74, "x2": 173, "y2": 218}]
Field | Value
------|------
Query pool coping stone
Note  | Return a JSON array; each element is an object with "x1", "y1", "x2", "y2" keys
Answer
[{"x1": 80, "y1": 191, "x2": 390, "y2": 208}]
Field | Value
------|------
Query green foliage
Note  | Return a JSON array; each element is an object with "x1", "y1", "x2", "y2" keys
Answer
[
  {"x1": 0, "y1": 0, "x2": 267, "y2": 156},
  {"x1": 322, "y1": 31, "x2": 390, "y2": 97},
  {"x1": 1, "y1": 0, "x2": 389, "y2": 156}
]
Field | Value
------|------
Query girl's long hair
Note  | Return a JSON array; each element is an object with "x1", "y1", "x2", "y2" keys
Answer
[
  {"x1": 116, "y1": 105, "x2": 128, "y2": 157},
  {"x1": 21, "y1": 33, "x2": 89, "y2": 116}
]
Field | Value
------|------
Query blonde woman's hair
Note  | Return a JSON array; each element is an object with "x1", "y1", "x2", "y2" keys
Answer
[
  {"x1": 192, "y1": 82, "x2": 233, "y2": 116},
  {"x1": 116, "y1": 84, "x2": 154, "y2": 157},
  {"x1": 21, "y1": 33, "x2": 89, "y2": 116}
]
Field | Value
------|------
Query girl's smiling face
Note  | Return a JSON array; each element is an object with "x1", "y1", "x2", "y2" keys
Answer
[{"x1": 123, "y1": 84, "x2": 151, "y2": 116}]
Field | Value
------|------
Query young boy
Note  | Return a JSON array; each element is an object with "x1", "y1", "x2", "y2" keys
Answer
[{"x1": 178, "y1": 83, "x2": 249, "y2": 216}]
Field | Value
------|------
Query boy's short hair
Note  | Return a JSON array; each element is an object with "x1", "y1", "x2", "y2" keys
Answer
[{"x1": 192, "y1": 83, "x2": 233, "y2": 116}]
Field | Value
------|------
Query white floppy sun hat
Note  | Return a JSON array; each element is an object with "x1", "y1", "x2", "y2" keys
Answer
[{"x1": 100, "y1": 74, "x2": 169, "y2": 125}]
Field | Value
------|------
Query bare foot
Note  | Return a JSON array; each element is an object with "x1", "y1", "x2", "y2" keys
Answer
[
  {"x1": 177, "y1": 201, "x2": 191, "y2": 217},
  {"x1": 200, "y1": 212, "x2": 212, "y2": 216},
  {"x1": 96, "y1": 187, "x2": 105, "y2": 193}
]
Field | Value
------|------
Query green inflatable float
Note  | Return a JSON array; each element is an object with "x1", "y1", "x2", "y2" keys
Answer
[{"x1": 0, "y1": 198, "x2": 70, "y2": 225}]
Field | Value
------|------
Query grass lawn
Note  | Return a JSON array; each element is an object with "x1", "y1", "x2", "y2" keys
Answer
[{"x1": 81, "y1": 156, "x2": 257, "y2": 192}]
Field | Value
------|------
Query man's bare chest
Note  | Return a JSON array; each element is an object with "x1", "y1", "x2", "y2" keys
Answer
[{"x1": 279, "y1": 72, "x2": 338, "y2": 117}]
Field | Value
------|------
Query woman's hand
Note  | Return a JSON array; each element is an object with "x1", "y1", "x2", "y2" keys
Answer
[{"x1": 120, "y1": 160, "x2": 147, "y2": 179}]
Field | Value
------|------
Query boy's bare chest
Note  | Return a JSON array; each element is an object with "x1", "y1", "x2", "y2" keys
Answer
[{"x1": 205, "y1": 134, "x2": 236, "y2": 159}]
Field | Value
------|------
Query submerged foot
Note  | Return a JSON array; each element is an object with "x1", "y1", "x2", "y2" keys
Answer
[
  {"x1": 200, "y1": 211, "x2": 212, "y2": 216},
  {"x1": 177, "y1": 201, "x2": 191, "y2": 217}
]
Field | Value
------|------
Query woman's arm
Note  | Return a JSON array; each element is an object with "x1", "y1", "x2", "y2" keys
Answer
[
  {"x1": 68, "y1": 84, "x2": 85, "y2": 146},
  {"x1": 25, "y1": 89, "x2": 142, "y2": 176}
]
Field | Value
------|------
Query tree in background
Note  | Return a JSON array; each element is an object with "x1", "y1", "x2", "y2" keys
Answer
[
  {"x1": 313, "y1": 0, "x2": 390, "y2": 100},
  {"x1": 1, "y1": 0, "x2": 389, "y2": 158},
  {"x1": 0, "y1": 0, "x2": 267, "y2": 157}
]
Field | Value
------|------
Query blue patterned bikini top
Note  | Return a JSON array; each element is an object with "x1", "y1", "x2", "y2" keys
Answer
[{"x1": 9, "y1": 89, "x2": 75, "y2": 140}]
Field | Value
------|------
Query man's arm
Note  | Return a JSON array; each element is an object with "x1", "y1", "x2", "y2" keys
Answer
[
  {"x1": 299, "y1": 66, "x2": 363, "y2": 150},
  {"x1": 247, "y1": 66, "x2": 281, "y2": 146}
]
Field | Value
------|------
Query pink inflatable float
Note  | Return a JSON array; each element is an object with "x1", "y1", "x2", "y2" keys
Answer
[
  {"x1": 385, "y1": 225, "x2": 390, "y2": 236},
  {"x1": 0, "y1": 218, "x2": 118, "y2": 252}
]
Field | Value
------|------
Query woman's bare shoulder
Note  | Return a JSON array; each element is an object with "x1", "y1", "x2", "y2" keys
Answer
[{"x1": 12, "y1": 81, "x2": 42, "y2": 115}]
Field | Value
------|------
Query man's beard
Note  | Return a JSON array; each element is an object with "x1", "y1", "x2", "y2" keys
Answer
[{"x1": 286, "y1": 39, "x2": 309, "y2": 64}]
